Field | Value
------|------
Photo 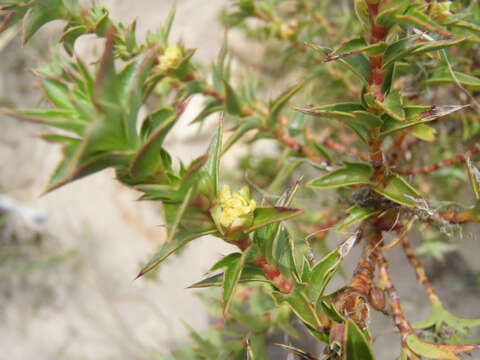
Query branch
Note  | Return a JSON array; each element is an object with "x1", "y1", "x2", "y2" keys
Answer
[
  {"x1": 399, "y1": 223, "x2": 441, "y2": 306},
  {"x1": 378, "y1": 253, "x2": 414, "y2": 341},
  {"x1": 395, "y1": 144, "x2": 480, "y2": 175}
]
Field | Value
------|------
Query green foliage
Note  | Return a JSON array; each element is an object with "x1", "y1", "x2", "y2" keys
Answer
[{"x1": 2, "y1": 0, "x2": 480, "y2": 358}]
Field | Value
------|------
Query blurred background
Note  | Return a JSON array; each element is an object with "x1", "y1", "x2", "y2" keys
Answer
[{"x1": 0, "y1": 1, "x2": 479, "y2": 359}]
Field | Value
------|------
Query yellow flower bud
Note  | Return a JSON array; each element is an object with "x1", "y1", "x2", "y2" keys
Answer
[
  {"x1": 159, "y1": 45, "x2": 182, "y2": 72},
  {"x1": 212, "y1": 185, "x2": 256, "y2": 229}
]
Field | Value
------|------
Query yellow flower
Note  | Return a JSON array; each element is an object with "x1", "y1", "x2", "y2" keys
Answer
[
  {"x1": 212, "y1": 185, "x2": 256, "y2": 229},
  {"x1": 159, "y1": 45, "x2": 182, "y2": 72}
]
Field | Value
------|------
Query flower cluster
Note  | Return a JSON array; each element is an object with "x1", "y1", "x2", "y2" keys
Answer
[
  {"x1": 211, "y1": 185, "x2": 256, "y2": 230},
  {"x1": 159, "y1": 45, "x2": 182, "y2": 72}
]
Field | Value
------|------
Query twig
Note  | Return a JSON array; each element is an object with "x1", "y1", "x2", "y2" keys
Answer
[
  {"x1": 400, "y1": 229, "x2": 440, "y2": 306},
  {"x1": 395, "y1": 144, "x2": 480, "y2": 175}
]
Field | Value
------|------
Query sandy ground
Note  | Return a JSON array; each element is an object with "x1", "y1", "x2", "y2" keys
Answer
[{"x1": 0, "y1": 1, "x2": 479, "y2": 359}]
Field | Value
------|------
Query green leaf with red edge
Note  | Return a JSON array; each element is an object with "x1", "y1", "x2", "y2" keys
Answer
[
  {"x1": 406, "y1": 333, "x2": 476, "y2": 360},
  {"x1": 374, "y1": 174, "x2": 423, "y2": 207},
  {"x1": 307, "y1": 162, "x2": 373, "y2": 189},
  {"x1": 252, "y1": 181, "x2": 301, "y2": 264},
  {"x1": 343, "y1": 320, "x2": 375, "y2": 360},
  {"x1": 427, "y1": 69, "x2": 480, "y2": 88},
  {"x1": 317, "y1": 300, "x2": 344, "y2": 323},
  {"x1": 223, "y1": 80, "x2": 242, "y2": 115},
  {"x1": 305, "y1": 249, "x2": 340, "y2": 301},
  {"x1": 22, "y1": 0, "x2": 68, "y2": 44},
  {"x1": 245, "y1": 206, "x2": 303, "y2": 233},
  {"x1": 222, "y1": 117, "x2": 260, "y2": 154},
  {"x1": 375, "y1": 89, "x2": 405, "y2": 121},
  {"x1": 412, "y1": 37, "x2": 469, "y2": 56},
  {"x1": 330, "y1": 38, "x2": 370, "y2": 83},
  {"x1": 136, "y1": 228, "x2": 218, "y2": 279},
  {"x1": 268, "y1": 80, "x2": 306, "y2": 126},
  {"x1": 209, "y1": 252, "x2": 241, "y2": 273},
  {"x1": 337, "y1": 206, "x2": 380, "y2": 231},
  {"x1": 296, "y1": 103, "x2": 371, "y2": 142},
  {"x1": 306, "y1": 232, "x2": 358, "y2": 303},
  {"x1": 380, "y1": 104, "x2": 469, "y2": 138},
  {"x1": 197, "y1": 124, "x2": 223, "y2": 199},
  {"x1": 394, "y1": 6, "x2": 450, "y2": 37},
  {"x1": 39, "y1": 76, "x2": 75, "y2": 111},
  {"x1": 223, "y1": 246, "x2": 253, "y2": 314},
  {"x1": 382, "y1": 35, "x2": 421, "y2": 70},
  {"x1": 189, "y1": 99, "x2": 223, "y2": 125},
  {"x1": 44, "y1": 151, "x2": 131, "y2": 194},
  {"x1": 0, "y1": 108, "x2": 84, "y2": 134},
  {"x1": 60, "y1": 25, "x2": 88, "y2": 55},
  {"x1": 273, "y1": 286, "x2": 323, "y2": 329},
  {"x1": 188, "y1": 263, "x2": 267, "y2": 289},
  {"x1": 129, "y1": 108, "x2": 176, "y2": 179},
  {"x1": 271, "y1": 227, "x2": 299, "y2": 280},
  {"x1": 376, "y1": 0, "x2": 410, "y2": 27}
]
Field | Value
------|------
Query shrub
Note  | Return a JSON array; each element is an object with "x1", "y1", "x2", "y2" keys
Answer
[{"x1": 1, "y1": 0, "x2": 480, "y2": 358}]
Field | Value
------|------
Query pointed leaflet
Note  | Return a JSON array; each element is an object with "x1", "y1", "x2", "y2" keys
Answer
[
  {"x1": 343, "y1": 320, "x2": 376, "y2": 360},
  {"x1": 272, "y1": 227, "x2": 300, "y2": 280},
  {"x1": 252, "y1": 181, "x2": 302, "y2": 261},
  {"x1": 39, "y1": 75, "x2": 75, "y2": 111},
  {"x1": 297, "y1": 103, "x2": 371, "y2": 142},
  {"x1": 376, "y1": 0, "x2": 410, "y2": 27},
  {"x1": 329, "y1": 38, "x2": 370, "y2": 83},
  {"x1": 267, "y1": 80, "x2": 306, "y2": 126},
  {"x1": 427, "y1": 70, "x2": 480, "y2": 88},
  {"x1": 245, "y1": 207, "x2": 303, "y2": 233},
  {"x1": 157, "y1": 4, "x2": 176, "y2": 47},
  {"x1": 308, "y1": 162, "x2": 373, "y2": 189},
  {"x1": 374, "y1": 174, "x2": 423, "y2": 207},
  {"x1": 212, "y1": 36, "x2": 229, "y2": 93},
  {"x1": 273, "y1": 286, "x2": 323, "y2": 329},
  {"x1": 44, "y1": 151, "x2": 131, "y2": 194},
  {"x1": 22, "y1": 0, "x2": 67, "y2": 44},
  {"x1": 188, "y1": 264, "x2": 267, "y2": 289},
  {"x1": 164, "y1": 186, "x2": 195, "y2": 242},
  {"x1": 223, "y1": 247, "x2": 253, "y2": 314},
  {"x1": 380, "y1": 104, "x2": 469, "y2": 138},
  {"x1": 136, "y1": 228, "x2": 217, "y2": 278},
  {"x1": 222, "y1": 117, "x2": 260, "y2": 154},
  {"x1": 223, "y1": 80, "x2": 242, "y2": 115},
  {"x1": 413, "y1": 302, "x2": 480, "y2": 335},
  {"x1": 197, "y1": 124, "x2": 223, "y2": 199},
  {"x1": 306, "y1": 232, "x2": 358, "y2": 303},
  {"x1": 380, "y1": 37, "x2": 467, "y2": 70},
  {"x1": 129, "y1": 108, "x2": 176, "y2": 179},
  {"x1": 337, "y1": 206, "x2": 380, "y2": 232},
  {"x1": 305, "y1": 249, "x2": 341, "y2": 301},
  {"x1": 0, "y1": 108, "x2": 84, "y2": 134},
  {"x1": 406, "y1": 334, "x2": 476, "y2": 360},
  {"x1": 375, "y1": 89, "x2": 405, "y2": 121}
]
